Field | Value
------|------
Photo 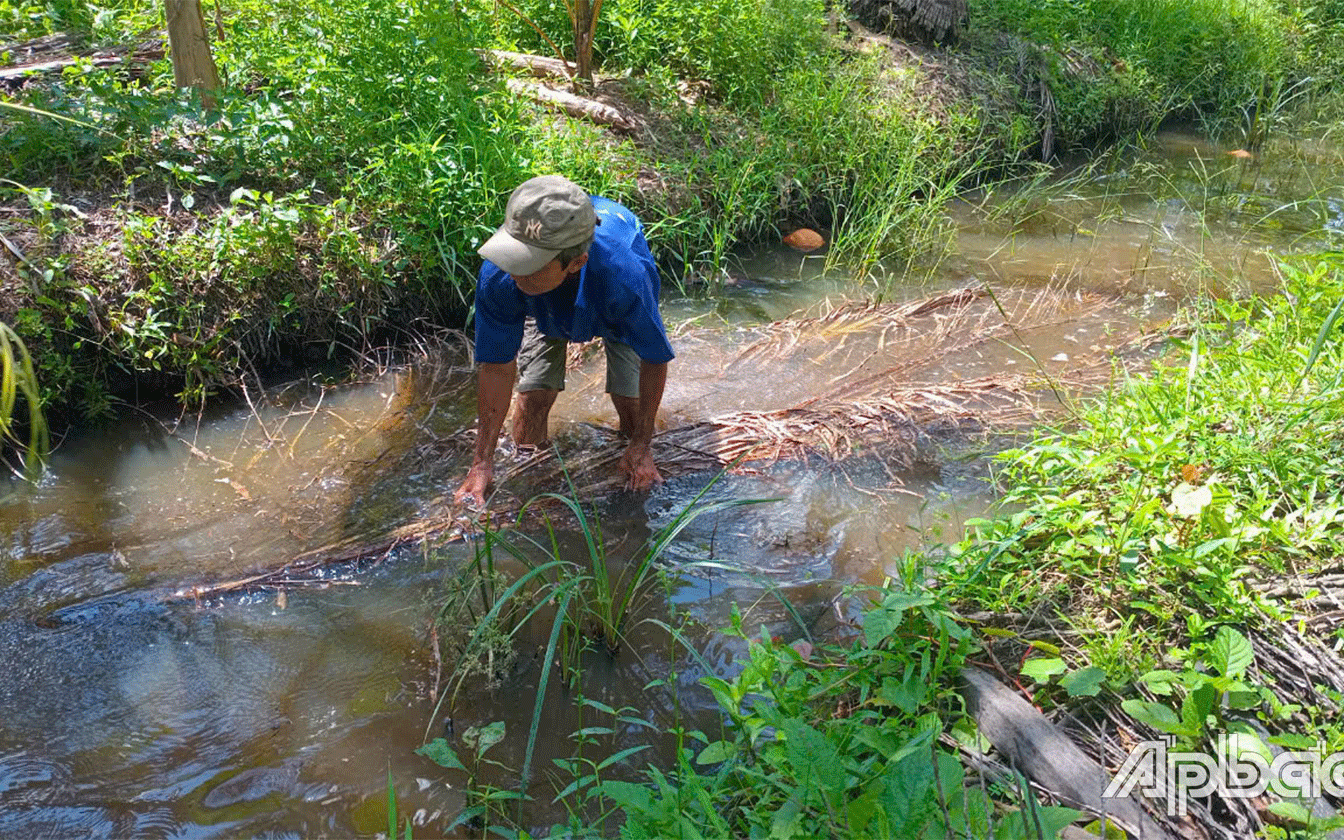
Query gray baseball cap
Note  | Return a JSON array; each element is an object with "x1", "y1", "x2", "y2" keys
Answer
[{"x1": 478, "y1": 175, "x2": 597, "y2": 276}]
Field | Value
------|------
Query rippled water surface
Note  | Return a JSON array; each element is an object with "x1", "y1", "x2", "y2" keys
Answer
[{"x1": 1, "y1": 131, "x2": 1341, "y2": 837}]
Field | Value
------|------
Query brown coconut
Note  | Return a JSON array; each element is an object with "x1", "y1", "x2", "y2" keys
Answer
[{"x1": 783, "y1": 228, "x2": 825, "y2": 252}]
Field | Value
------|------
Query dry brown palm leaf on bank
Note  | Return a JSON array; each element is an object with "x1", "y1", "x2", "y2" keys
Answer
[{"x1": 168, "y1": 282, "x2": 1171, "y2": 601}]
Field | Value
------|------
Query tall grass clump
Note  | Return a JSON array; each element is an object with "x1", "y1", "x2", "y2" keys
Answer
[
  {"x1": 1, "y1": 0, "x2": 536, "y2": 411},
  {"x1": 970, "y1": 0, "x2": 1293, "y2": 145},
  {"x1": 429, "y1": 475, "x2": 772, "y2": 804}
]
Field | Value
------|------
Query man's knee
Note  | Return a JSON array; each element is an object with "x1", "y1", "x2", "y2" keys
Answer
[{"x1": 517, "y1": 389, "x2": 560, "y2": 412}]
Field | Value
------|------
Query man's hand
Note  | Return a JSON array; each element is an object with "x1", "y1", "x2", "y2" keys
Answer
[
  {"x1": 619, "y1": 442, "x2": 663, "y2": 491},
  {"x1": 455, "y1": 360, "x2": 515, "y2": 509},
  {"x1": 455, "y1": 463, "x2": 494, "y2": 507}
]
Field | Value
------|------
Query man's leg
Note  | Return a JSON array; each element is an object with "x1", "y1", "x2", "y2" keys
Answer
[
  {"x1": 514, "y1": 320, "x2": 568, "y2": 446},
  {"x1": 604, "y1": 339, "x2": 642, "y2": 438},
  {"x1": 513, "y1": 389, "x2": 559, "y2": 445}
]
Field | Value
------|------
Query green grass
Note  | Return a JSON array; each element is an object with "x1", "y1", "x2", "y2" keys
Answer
[
  {"x1": 944, "y1": 251, "x2": 1343, "y2": 703},
  {"x1": 967, "y1": 0, "x2": 1297, "y2": 147},
  {"x1": 0, "y1": 0, "x2": 1004, "y2": 417}
]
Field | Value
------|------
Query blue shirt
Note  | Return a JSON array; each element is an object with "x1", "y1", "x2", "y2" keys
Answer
[{"x1": 474, "y1": 197, "x2": 675, "y2": 365}]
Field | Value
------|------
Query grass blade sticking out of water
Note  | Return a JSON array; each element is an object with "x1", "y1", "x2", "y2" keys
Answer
[
  {"x1": 979, "y1": 280, "x2": 1078, "y2": 419},
  {"x1": 425, "y1": 558, "x2": 571, "y2": 742},
  {"x1": 0, "y1": 322, "x2": 49, "y2": 477},
  {"x1": 386, "y1": 769, "x2": 397, "y2": 840},
  {"x1": 519, "y1": 583, "x2": 577, "y2": 813}
]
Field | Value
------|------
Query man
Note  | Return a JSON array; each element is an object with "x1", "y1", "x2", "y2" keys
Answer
[{"x1": 453, "y1": 175, "x2": 674, "y2": 506}]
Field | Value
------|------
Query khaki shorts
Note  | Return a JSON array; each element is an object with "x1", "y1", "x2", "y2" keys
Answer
[{"x1": 516, "y1": 319, "x2": 642, "y2": 398}]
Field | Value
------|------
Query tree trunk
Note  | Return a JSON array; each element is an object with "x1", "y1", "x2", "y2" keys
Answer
[
  {"x1": 164, "y1": 0, "x2": 220, "y2": 107},
  {"x1": 570, "y1": 0, "x2": 598, "y2": 87}
]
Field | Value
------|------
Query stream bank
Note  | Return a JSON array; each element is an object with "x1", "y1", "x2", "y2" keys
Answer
[{"x1": 3, "y1": 0, "x2": 1342, "y2": 424}]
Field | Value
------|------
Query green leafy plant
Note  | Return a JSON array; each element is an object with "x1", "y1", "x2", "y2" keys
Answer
[
  {"x1": 427, "y1": 472, "x2": 774, "y2": 811},
  {"x1": 1121, "y1": 626, "x2": 1265, "y2": 749},
  {"x1": 550, "y1": 573, "x2": 1079, "y2": 838},
  {"x1": 416, "y1": 721, "x2": 526, "y2": 836}
]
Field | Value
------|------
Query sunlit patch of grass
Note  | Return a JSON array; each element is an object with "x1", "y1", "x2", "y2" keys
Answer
[{"x1": 944, "y1": 251, "x2": 1344, "y2": 671}]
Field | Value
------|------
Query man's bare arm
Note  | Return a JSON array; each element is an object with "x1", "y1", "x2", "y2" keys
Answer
[{"x1": 455, "y1": 360, "x2": 516, "y2": 504}]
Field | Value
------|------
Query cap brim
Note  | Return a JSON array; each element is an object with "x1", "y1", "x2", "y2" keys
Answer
[{"x1": 478, "y1": 227, "x2": 560, "y2": 276}]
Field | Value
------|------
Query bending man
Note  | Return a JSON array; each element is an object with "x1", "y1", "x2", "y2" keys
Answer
[{"x1": 454, "y1": 175, "x2": 674, "y2": 505}]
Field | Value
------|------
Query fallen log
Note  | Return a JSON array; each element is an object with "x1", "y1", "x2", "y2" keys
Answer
[
  {"x1": 476, "y1": 48, "x2": 572, "y2": 80},
  {"x1": 960, "y1": 666, "x2": 1173, "y2": 839},
  {"x1": 0, "y1": 32, "x2": 81, "y2": 58},
  {"x1": 505, "y1": 78, "x2": 639, "y2": 131},
  {"x1": 0, "y1": 45, "x2": 164, "y2": 84}
]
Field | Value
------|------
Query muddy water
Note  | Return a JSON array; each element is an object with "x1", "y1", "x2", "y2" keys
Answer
[{"x1": 1, "y1": 132, "x2": 1340, "y2": 837}]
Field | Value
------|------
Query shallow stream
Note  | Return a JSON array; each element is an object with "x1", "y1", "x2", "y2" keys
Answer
[{"x1": 1, "y1": 130, "x2": 1341, "y2": 837}]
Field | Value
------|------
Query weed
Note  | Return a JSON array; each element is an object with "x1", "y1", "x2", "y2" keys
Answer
[{"x1": 945, "y1": 251, "x2": 1344, "y2": 681}]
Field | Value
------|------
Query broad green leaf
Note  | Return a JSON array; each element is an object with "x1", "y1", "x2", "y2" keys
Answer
[
  {"x1": 1209, "y1": 626, "x2": 1254, "y2": 679},
  {"x1": 1268, "y1": 733, "x2": 1316, "y2": 750},
  {"x1": 881, "y1": 591, "x2": 935, "y2": 612},
  {"x1": 695, "y1": 740, "x2": 735, "y2": 765},
  {"x1": 1266, "y1": 800, "x2": 1312, "y2": 826},
  {"x1": 1226, "y1": 690, "x2": 1262, "y2": 710},
  {"x1": 1122, "y1": 699, "x2": 1197, "y2": 737},
  {"x1": 1137, "y1": 669, "x2": 1184, "y2": 695},
  {"x1": 854, "y1": 725, "x2": 933, "y2": 762},
  {"x1": 593, "y1": 780, "x2": 652, "y2": 812},
  {"x1": 1220, "y1": 732, "x2": 1274, "y2": 766},
  {"x1": 863, "y1": 608, "x2": 896, "y2": 647},
  {"x1": 781, "y1": 718, "x2": 846, "y2": 811},
  {"x1": 994, "y1": 806, "x2": 1084, "y2": 839},
  {"x1": 415, "y1": 738, "x2": 466, "y2": 771},
  {"x1": 1181, "y1": 683, "x2": 1216, "y2": 735},
  {"x1": 769, "y1": 787, "x2": 804, "y2": 839},
  {"x1": 1021, "y1": 657, "x2": 1066, "y2": 683},
  {"x1": 1083, "y1": 818, "x2": 1130, "y2": 839},
  {"x1": 949, "y1": 718, "x2": 991, "y2": 754},
  {"x1": 1060, "y1": 666, "x2": 1107, "y2": 698},
  {"x1": 463, "y1": 721, "x2": 506, "y2": 760},
  {"x1": 879, "y1": 674, "x2": 928, "y2": 714}
]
